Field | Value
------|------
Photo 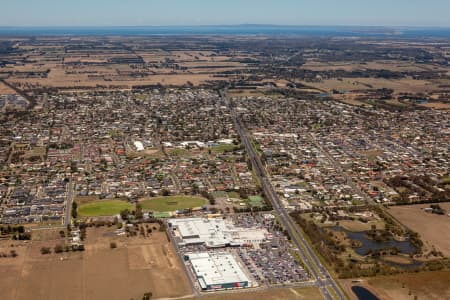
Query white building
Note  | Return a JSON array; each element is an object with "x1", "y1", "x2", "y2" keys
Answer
[
  {"x1": 185, "y1": 252, "x2": 251, "y2": 290},
  {"x1": 134, "y1": 141, "x2": 144, "y2": 151},
  {"x1": 169, "y1": 217, "x2": 268, "y2": 248}
]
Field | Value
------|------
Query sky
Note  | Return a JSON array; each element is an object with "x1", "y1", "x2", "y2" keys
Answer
[{"x1": 1, "y1": 0, "x2": 449, "y2": 27}]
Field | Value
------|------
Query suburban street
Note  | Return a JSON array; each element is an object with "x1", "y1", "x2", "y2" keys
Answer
[{"x1": 224, "y1": 90, "x2": 346, "y2": 300}]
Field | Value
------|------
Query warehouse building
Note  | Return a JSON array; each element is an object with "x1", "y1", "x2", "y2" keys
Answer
[
  {"x1": 185, "y1": 252, "x2": 250, "y2": 290},
  {"x1": 168, "y1": 217, "x2": 268, "y2": 248}
]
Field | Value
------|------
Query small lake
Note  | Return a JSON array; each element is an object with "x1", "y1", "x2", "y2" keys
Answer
[
  {"x1": 351, "y1": 286, "x2": 380, "y2": 300},
  {"x1": 331, "y1": 226, "x2": 417, "y2": 256}
]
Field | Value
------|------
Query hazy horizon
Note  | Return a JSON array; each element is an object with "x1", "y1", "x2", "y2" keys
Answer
[
  {"x1": 2, "y1": 0, "x2": 450, "y2": 27},
  {"x1": 1, "y1": 24, "x2": 449, "y2": 38}
]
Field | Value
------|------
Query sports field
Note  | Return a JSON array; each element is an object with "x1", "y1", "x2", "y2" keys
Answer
[
  {"x1": 140, "y1": 196, "x2": 206, "y2": 212},
  {"x1": 78, "y1": 199, "x2": 133, "y2": 217}
]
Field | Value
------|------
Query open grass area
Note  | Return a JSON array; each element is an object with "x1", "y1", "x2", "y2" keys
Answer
[
  {"x1": 210, "y1": 144, "x2": 237, "y2": 153},
  {"x1": 139, "y1": 196, "x2": 207, "y2": 212},
  {"x1": 338, "y1": 219, "x2": 385, "y2": 232},
  {"x1": 78, "y1": 199, "x2": 133, "y2": 217},
  {"x1": 228, "y1": 191, "x2": 240, "y2": 199},
  {"x1": 75, "y1": 195, "x2": 101, "y2": 204},
  {"x1": 248, "y1": 195, "x2": 265, "y2": 208}
]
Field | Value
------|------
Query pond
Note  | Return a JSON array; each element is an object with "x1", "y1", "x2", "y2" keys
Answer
[
  {"x1": 351, "y1": 286, "x2": 380, "y2": 300},
  {"x1": 331, "y1": 226, "x2": 417, "y2": 256}
]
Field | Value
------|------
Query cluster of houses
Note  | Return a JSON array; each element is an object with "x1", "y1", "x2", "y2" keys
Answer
[
  {"x1": 236, "y1": 95, "x2": 449, "y2": 209},
  {"x1": 0, "y1": 89, "x2": 260, "y2": 224},
  {"x1": 0, "y1": 178, "x2": 68, "y2": 224},
  {"x1": 0, "y1": 94, "x2": 29, "y2": 113}
]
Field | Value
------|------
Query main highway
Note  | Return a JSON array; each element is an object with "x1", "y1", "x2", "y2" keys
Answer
[
  {"x1": 223, "y1": 90, "x2": 346, "y2": 300},
  {"x1": 63, "y1": 177, "x2": 74, "y2": 227}
]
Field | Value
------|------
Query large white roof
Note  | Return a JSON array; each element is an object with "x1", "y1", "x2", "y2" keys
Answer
[
  {"x1": 187, "y1": 252, "x2": 250, "y2": 286},
  {"x1": 169, "y1": 217, "x2": 267, "y2": 247}
]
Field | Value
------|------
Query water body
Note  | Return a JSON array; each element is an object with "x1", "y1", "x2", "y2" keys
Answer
[
  {"x1": 0, "y1": 25, "x2": 449, "y2": 38},
  {"x1": 351, "y1": 286, "x2": 380, "y2": 300},
  {"x1": 331, "y1": 226, "x2": 416, "y2": 256}
]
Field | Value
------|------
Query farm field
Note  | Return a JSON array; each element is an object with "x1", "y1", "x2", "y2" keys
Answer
[
  {"x1": 78, "y1": 199, "x2": 133, "y2": 217},
  {"x1": 389, "y1": 203, "x2": 450, "y2": 257},
  {"x1": 297, "y1": 77, "x2": 439, "y2": 94},
  {"x1": 0, "y1": 226, "x2": 191, "y2": 300},
  {"x1": 140, "y1": 196, "x2": 207, "y2": 212}
]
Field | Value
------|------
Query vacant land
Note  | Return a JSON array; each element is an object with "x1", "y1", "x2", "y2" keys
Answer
[
  {"x1": 338, "y1": 219, "x2": 385, "y2": 232},
  {"x1": 0, "y1": 226, "x2": 191, "y2": 300},
  {"x1": 211, "y1": 144, "x2": 237, "y2": 153},
  {"x1": 0, "y1": 81, "x2": 15, "y2": 94},
  {"x1": 78, "y1": 199, "x2": 133, "y2": 217},
  {"x1": 420, "y1": 102, "x2": 450, "y2": 110},
  {"x1": 187, "y1": 287, "x2": 323, "y2": 300},
  {"x1": 140, "y1": 195, "x2": 207, "y2": 212},
  {"x1": 390, "y1": 203, "x2": 450, "y2": 257},
  {"x1": 366, "y1": 270, "x2": 450, "y2": 300}
]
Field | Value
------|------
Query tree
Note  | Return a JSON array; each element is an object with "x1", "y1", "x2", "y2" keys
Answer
[
  {"x1": 9, "y1": 250, "x2": 18, "y2": 258},
  {"x1": 54, "y1": 244, "x2": 64, "y2": 253},
  {"x1": 110, "y1": 242, "x2": 117, "y2": 249},
  {"x1": 40, "y1": 247, "x2": 51, "y2": 255},
  {"x1": 71, "y1": 202, "x2": 78, "y2": 219},
  {"x1": 135, "y1": 204, "x2": 143, "y2": 220},
  {"x1": 70, "y1": 161, "x2": 78, "y2": 173},
  {"x1": 120, "y1": 209, "x2": 130, "y2": 221},
  {"x1": 192, "y1": 183, "x2": 199, "y2": 195}
]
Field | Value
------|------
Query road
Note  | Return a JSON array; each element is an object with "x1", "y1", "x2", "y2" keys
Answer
[
  {"x1": 63, "y1": 177, "x2": 74, "y2": 227},
  {"x1": 223, "y1": 90, "x2": 346, "y2": 300},
  {"x1": 166, "y1": 224, "x2": 200, "y2": 296}
]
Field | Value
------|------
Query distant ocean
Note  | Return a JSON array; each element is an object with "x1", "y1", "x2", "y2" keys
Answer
[{"x1": 0, "y1": 25, "x2": 449, "y2": 38}]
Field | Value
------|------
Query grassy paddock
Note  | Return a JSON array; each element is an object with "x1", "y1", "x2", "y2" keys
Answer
[
  {"x1": 78, "y1": 199, "x2": 133, "y2": 217},
  {"x1": 210, "y1": 144, "x2": 237, "y2": 153},
  {"x1": 140, "y1": 196, "x2": 206, "y2": 212}
]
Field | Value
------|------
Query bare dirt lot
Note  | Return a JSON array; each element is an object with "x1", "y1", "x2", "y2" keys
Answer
[
  {"x1": 366, "y1": 270, "x2": 450, "y2": 300},
  {"x1": 419, "y1": 102, "x2": 450, "y2": 110},
  {"x1": 0, "y1": 225, "x2": 191, "y2": 300},
  {"x1": 389, "y1": 203, "x2": 450, "y2": 257},
  {"x1": 187, "y1": 287, "x2": 323, "y2": 300}
]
